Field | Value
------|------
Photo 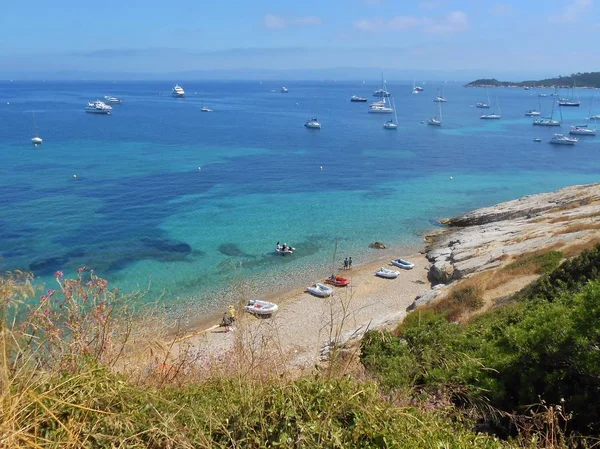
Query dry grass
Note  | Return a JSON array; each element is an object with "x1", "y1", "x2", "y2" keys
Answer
[
  {"x1": 547, "y1": 210, "x2": 600, "y2": 224},
  {"x1": 552, "y1": 222, "x2": 600, "y2": 236},
  {"x1": 430, "y1": 280, "x2": 485, "y2": 321},
  {"x1": 560, "y1": 237, "x2": 600, "y2": 258}
]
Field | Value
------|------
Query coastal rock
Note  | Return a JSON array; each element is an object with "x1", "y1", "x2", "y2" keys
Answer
[
  {"x1": 407, "y1": 289, "x2": 440, "y2": 311},
  {"x1": 424, "y1": 183, "x2": 600, "y2": 286},
  {"x1": 429, "y1": 260, "x2": 455, "y2": 284},
  {"x1": 439, "y1": 183, "x2": 600, "y2": 227},
  {"x1": 369, "y1": 241, "x2": 387, "y2": 249}
]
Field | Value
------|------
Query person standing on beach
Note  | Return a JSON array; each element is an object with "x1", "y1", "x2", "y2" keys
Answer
[
  {"x1": 348, "y1": 257, "x2": 353, "y2": 269},
  {"x1": 343, "y1": 257, "x2": 349, "y2": 270}
]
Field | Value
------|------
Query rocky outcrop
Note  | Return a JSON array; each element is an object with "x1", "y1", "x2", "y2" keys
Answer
[
  {"x1": 369, "y1": 242, "x2": 387, "y2": 249},
  {"x1": 440, "y1": 183, "x2": 600, "y2": 227},
  {"x1": 425, "y1": 183, "x2": 600, "y2": 285}
]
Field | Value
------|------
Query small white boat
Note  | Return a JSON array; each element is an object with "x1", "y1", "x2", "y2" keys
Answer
[
  {"x1": 201, "y1": 106, "x2": 213, "y2": 112},
  {"x1": 172, "y1": 84, "x2": 185, "y2": 97},
  {"x1": 433, "y1": 96, "x2": 447, "y2": 103},
  {"x1": 569, "y1": 125, "x2": 596, "y2": 136},
  {"x1": 534, "y1": 138, "x2": 542, "y2": 142},
  {"x1": 31, "y1": 112, "x2": 42, "y2": 146},
  {"x1": 85, "y1": 100, "x2": 112, "y2": 114},
  {"x1": 525, "y1": 110, "x2": 541, "y2": 116},
  {"x1": 391, "y1": 258, "x2": 414, "y2": 270},
  {"x1": 350, "y1": 95, "x2": 367, "y2": 102},
  {"x1": 104, "y1": 95, "x2": 123, "y2": 104},
  {"x1": 383, "y1": 120, "x2": 398, "y2": 129},
  {"x1": 589, "y1": 114, "x2": 600, "y2": 120},
  {"x1": 375, "y1": 267, "x2": 400, "y2": 279},
  {"x1": 549, "y1": 134, "x2": 578, "y2": 145},
  {"x1": 276, "y1": 244, "x2": 295, "y2": 255},
  {"x1": 281, "y1": 86, "x2": 289, "y2": 93},
  {"x1": 306, "y1": 283, "x2": 333, "y2": 297},
  {"x1": 368, "y1": 99, "x2": 393, "y2": 114},
  {"x1": 476, "y1": 102, "x2": 490, "y2": 108},
  {"x1": 245, "y1": 299, "x2": 279, "y2": 316},
  {"x1": 304, "y1": 118, "x2": 321, "y2": 129}
]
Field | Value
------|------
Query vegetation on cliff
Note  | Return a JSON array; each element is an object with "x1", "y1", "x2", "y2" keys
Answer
[
  {"x1": 361, "y1": 244, "x2": 600, "y2": 442},
  {"x1": 466, "y1": 72, "x2": 600, "y2": 88}
]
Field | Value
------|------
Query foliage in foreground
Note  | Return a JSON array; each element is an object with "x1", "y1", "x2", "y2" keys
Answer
[
  {"x1": 2, "y1": 366, "x2": 514, "y2": 449},
  {"x1": 361, "y1": 244, "x2": 600, "y2": 437},
  {"x1": 0, "y1": 269, "x2": 513, "y2": 448}
]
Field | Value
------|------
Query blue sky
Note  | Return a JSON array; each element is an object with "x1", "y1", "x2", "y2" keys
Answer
[{"x1": 0, "y1": 0, "x2": 598, "y2": 77}]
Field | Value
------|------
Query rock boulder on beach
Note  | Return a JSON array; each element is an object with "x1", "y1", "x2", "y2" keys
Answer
[{"x1": 369, "y1": 241, "x2": 387, "y2": 249}]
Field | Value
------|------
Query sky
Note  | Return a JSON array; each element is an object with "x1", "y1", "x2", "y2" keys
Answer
[{"x1": 0, "y1": 0, "x2": 598, "y2": 79}]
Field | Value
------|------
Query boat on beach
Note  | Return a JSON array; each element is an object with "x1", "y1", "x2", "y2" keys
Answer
[
  {"x1": 324, "y1": 275, "x2": 350, "y2": 287},
  {"x1": 391, "y1": 258, "x2": 414, "y2": 270},
  {"x1": 306, "y1": 283, "x2": 333, "y2": 297},
  {"x1": 375, "y1": 267, "x2": 400, "y2": 279},
  {"x1": 245, "y1": 299, "x2": 279, "y2": 316}
]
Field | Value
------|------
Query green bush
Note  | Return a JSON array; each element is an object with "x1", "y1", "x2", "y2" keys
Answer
[{"x1": 361, "y1": 244, "x2": 600, "y2": 436}]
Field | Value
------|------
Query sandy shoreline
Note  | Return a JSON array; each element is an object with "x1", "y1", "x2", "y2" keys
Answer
[{"x1": 168, "y1": 250, "x2": 430, "y2": 372}]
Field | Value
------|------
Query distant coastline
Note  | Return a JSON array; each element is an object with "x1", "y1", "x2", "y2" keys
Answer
[{"x1": 465, "y1": 71, "x2": 600, "y2": 88}]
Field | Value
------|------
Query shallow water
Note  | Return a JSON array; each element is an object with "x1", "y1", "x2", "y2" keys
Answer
[{"x1": 1, "y1": 80, "x2": 598, "y2": 316}]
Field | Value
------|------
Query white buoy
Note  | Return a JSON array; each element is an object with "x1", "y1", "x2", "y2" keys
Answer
[
  {"x1": 73, "y1": 174, "x2": 77, "y2": 179},
  {"x1": 450, "y1": 176, "x2": 454, "y2": 180},
  {"x1": 320, "y1": 166, "x2": 323, "y2": 170},
  {"x1": 198, "y1": 166, "x2": 201, "y2": 171}
]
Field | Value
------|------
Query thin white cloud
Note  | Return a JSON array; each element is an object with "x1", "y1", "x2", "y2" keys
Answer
[
  {"x1": 423, "y1": 11, "x2": 468, "y2": 33},
  {"x1": 354, "y1": 10, "x2": 468, "y2": 34},
  {"x1": 549, "y1": 0, "x2": 593, "y2": 23},
  {"x1": 264, "y1": 14, "x2": 323, "y2": 30},
  {"x1": 419, "y1": 0, "x2": 446, "y2": 10},
  {"x1": 491, "y1": 3, "x2": 514, "y2": 16}
]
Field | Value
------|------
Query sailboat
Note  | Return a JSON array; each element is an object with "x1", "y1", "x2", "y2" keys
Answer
[
  {"x1": 304, "y1": 97, "x2": 321, "y2": 129},
  {"x1": 558, "y1": 81, "x2": 580, "y2": 107},
  {"x1": 31, "y1": 112, "x2": 42, "y2": 146},
  {"x1": 476, "y1": 88, "x2": 491, "y2": 108},
  {"x1": 533, "y1": 98, "x2": 561, "y2": 126},
  {"x1": 570, "y1": 95, "x2": 596, "y2": 135},
  {"x1": 427, "y1": 98, "x2": 442, "y2": 126},
  {"x1": 369, "y1": 75, "x2": 393, "y2": 113},
  {"x1": 411, "y1": 78, "x2": 422, "y2": 94},
  {"x1": 383, "y1": 97, "x2": 398, "y2": 129},
  {"x1": 480, "y1": 96, "x2": 501, "y2": 119},
  {"x1": 433, "y1": 87, "x2": 447, "y2": 102}
]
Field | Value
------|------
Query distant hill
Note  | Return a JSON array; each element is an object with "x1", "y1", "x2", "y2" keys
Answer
[{"x1": 466, "y1": 72, "x2": 600, "y2": 88}]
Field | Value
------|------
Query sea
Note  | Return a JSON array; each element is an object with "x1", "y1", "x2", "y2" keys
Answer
[{"x1": 1, "y1": 80, "x2": 599, "y2": 318}]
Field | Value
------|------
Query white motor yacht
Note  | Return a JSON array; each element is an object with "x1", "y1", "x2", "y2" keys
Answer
[
  {"x1": 480, "y1": 113, "x2": 501, "y2": 119},
  {"x1": 350, "y1": 95, "x2": 368, "y2": 102},
  {"x1": 549, "y1": 134, "x2": 578, "y2": 145},
  {"x1": 569, "y1": 125, "x2": 596, "y2": 136},
  {"x1": 373, "y1": 88, "x2": 390, "y2": 97},
  {"x1": 172, "y1": 84, "x2": 185, "y2": 97},
  {"x1": 476, "y1": 102, "x2": 490, "y2": 108},
  {"x1": 525, "y1": 110, "x2": 541, "y2": 117},
  {"x1": 281, "y1": 86, "x2": 289, "y2": 93},
  {"x1": 304, "y1": 118, "x2": 321, "y2": 129},
  {"x1": 85, "y1": 100, "x2": 112, "y2": 114},
  {"x1": 201, "y1": 106, "x2": 213, "y2": 112},
  {"x1": 104, "y1": 96, "x2": 123, "y2": 104}
]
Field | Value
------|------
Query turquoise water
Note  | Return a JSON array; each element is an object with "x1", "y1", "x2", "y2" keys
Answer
[{"x1": 1, "y1": 80, "x2": 598, "y2": 316}]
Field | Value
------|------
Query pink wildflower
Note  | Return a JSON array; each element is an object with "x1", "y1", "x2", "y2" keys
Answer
[{"x1": 54, "y1": 271, "x2": 64, "y2": 279}]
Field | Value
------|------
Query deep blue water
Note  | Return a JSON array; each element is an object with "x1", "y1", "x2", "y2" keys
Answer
[{"x1": 1, "y1": 80, "x2": 599, "y2": 314}]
